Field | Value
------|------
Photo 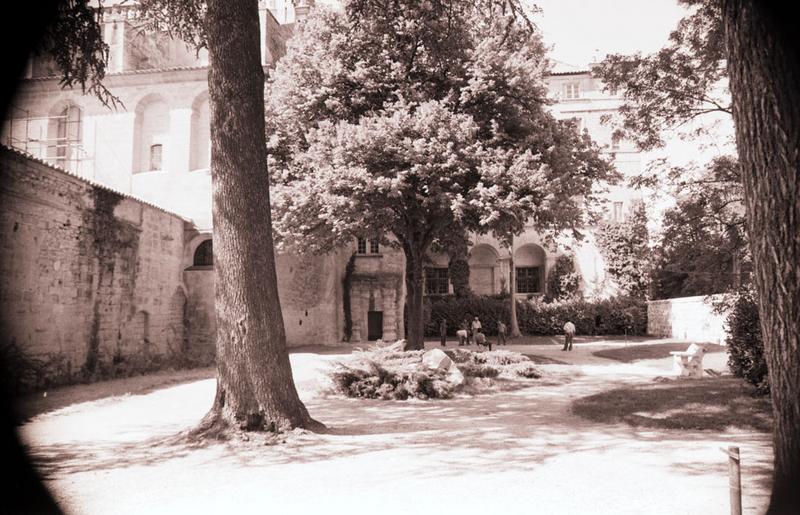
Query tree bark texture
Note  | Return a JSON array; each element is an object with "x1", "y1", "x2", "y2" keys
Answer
[
  {"x1": 403, "y1": 241, "x2": 427, "y2": 351},
  {"x1": 509, "y1": 240, "x2": 522, "y2": 338},
  {"x1": 200, "y1": 0, "x2": 316, "y2": 434},
  {"x1": 722, "y1": 2, "x2": 800, "y2": 512}
]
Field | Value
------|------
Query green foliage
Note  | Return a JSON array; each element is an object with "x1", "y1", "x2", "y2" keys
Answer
[
  {"x1": 725, "y1": 291, "x2": 768, "y2": 394},
  {"x1": 267, "y1": 0, "x2": 615, "y2": 349},
  {"x1": 0, "y1": 341, "x2": 73, "y2": 394},
  {"x1": 448, "y1": 258, "x2": 471, "y2": 297},
  {"x1": 330, "y1": 345, "x2": 542, "y2": 399},
  {"x1": 594, "y1": 0, "x2": 729, "y2": 150},
  {"x1": 0, "y1": 339, "x2": 212, "y2": 395},
  {"x1": 649, "y1": 157, "x2": 749, "y2": 299},
  {"x1": 268, "y1": 0, "x2": 616, "y2": 253},
  {"x1": 594, "y1": 2, "x2": 749, "y2": 300},
  {"x1": 342, "y1": 253, "x2": 357, "y2": 341},
  {"x1": 35, "y1": 0, "x2": 120, "y2": 107},
  {"x1": 544, "y1": 254, "x2": 581, "y2": 302},
  {"x1": 596, "y1": 202, "x2": 651, "y2": 298},
  {"x1": 459, "y1": 362, "x2": 500, "y2": 378},
  {"x1": 331, "y1": 361, "x2": 451, "y2": 400},
  {"x1": 425, "y1": 295, "x2": 647, "y2": 337}
]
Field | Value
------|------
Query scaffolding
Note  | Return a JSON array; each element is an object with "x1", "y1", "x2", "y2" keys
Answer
[{"x1": 4, "y1": 104, "x2": 90, "y2": 175}]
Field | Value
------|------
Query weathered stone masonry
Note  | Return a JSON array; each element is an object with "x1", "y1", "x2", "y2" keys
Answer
[{"x1": 0, "y1": 146, "x2": 193, "y2": 387}]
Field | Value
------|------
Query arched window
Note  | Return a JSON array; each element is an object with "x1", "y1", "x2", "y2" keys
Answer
[
  {"x1": 149, "y1": 144, "x2": 163, "y2": 171},
  {"x1": 468, "y1": 244, "x2": 499, "y2": 295},
  {"x1": 514, "y1": 244, "x2": 546, "y2": 294},
  {"x1": 193, "y1": 239, "x2": 213, "y2": 266},
  {"x1": 132, "y1": 95, "x2": 169, "y2": 173}
]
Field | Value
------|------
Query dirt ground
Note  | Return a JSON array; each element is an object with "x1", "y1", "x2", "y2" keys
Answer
[{"x1": 17, "y1": 339, "x2": 773, "y2": 515}]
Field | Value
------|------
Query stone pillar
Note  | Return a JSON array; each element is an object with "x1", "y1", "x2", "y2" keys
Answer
[
  {"x1": 169, "y1": 108, "x2": 193, "y2": 175},
  {"x1": 382, "y1": 285, "x2": 397, "y2": 342},
  {"x1": 350, "y1": 285, "x2": 362, "y2": 343}
]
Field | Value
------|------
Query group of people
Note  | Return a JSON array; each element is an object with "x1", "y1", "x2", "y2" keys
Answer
[
  {"x1": 439, "y1": 316, "x2": 507, "y2": 350},
  {"x1": 438, "y1": 317, "x2": 578, "y2": 351}
]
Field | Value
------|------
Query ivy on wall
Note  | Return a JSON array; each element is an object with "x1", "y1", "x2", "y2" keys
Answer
[
  {"x1": 545, "y1": 254, "x2": 581, "y2": 302},
  {"x1": 596, "y1": 203, "x2": 651, "y2": 298},
  {"x1": 342, "y1": 253, "x2": 357, "y2": 342}
]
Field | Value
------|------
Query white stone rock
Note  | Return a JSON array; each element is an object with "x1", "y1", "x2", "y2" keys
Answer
[
  {"x1": 445, "y1": 364, "x2": 465, "y2": 386},
  {"x1": 385, "y1": 339, "x2": 405, "y2": 352},
  {"x1": 422, "y1": 348, "x2": 452, "y2": 372}
]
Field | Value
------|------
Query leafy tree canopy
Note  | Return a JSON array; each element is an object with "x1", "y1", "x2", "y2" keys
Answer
[
  {"x1": 594, "y1": 0, "x2": 729, "y2": 151},
  {"x1": 267, "y1": 1, "x2": 617, "y2": 253},
  {"x1": 265, "y1": 0, "x2": 617, "y2": 349},
  {"x1": 594, "y1": 0, "x2": 749, "y2": 297}
]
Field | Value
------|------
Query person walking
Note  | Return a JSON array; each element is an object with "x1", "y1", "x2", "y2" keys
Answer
[
  {"x1": 439, "y1": 318, "x2": 447, "y2": 347},
  {"x1": 497, "y1": 320, "x2": 507, "y2": 345},
  {"x1": 562, "y1": 320, "x2": 576, "y2": 351},
  {"x1": 471, "y1": 316, "x2": 482, "y2": 345}
]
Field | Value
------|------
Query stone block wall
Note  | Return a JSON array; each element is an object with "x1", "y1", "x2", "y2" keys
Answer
[
  {"x1": 0, "y1": 147, "x2": 190, "y2": 388},
  {"x1": 647, "y1": 294, "x2": 729, "y2": 343}
]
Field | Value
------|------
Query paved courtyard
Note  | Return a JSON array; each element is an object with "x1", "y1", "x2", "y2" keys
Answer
[{"x1": 17, "y1": 340, "x2": 772, "y2": 515}]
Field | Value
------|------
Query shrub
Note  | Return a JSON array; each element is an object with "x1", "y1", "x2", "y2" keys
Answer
[
  {"x1": 545, "y1": 254, "x2": 581, "y2": 302},
  {"x1": 427, "y1": 294, "x2": 647, "y2": 336},
  {"x1": 330, "y1": 359, "x2": 455, "y2": 400},
  {"x1": 726, "y1": 291, "x2": 768, "y2": 393},
  {"x1": 514, "y1": 364, "x2": 542, "y2": 379},
  {"x1": 459, "y1": 362, "x2": 500, "y2": 378},
  {"x1": 330, "y1": 346, "x2": 542, "y2": 400}
]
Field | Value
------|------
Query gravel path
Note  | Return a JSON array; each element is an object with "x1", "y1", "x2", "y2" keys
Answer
[{"x1": 17, "y1": 343, "x2": 772, "y2": 515}]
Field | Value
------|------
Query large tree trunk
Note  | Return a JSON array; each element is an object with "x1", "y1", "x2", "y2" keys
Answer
[
  {"x1": 722, "y1": 2, "x2": 800, "y2": 512},
  {"x1": 403, "y1": 241, "x2": 427, "y2": 351},
  {"x1": 509, "y1": 238, "x2": 522, "y2": 338},
  {"x1": 198, "y1": 0, "x2": 318, "y2": 435}
]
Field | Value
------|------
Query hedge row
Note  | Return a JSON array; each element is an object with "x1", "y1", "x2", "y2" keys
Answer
[{"x1": 423, "y1": 295, "x2": 647, "y2": 337}]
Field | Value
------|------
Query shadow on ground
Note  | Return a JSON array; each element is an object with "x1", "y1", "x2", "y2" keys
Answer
[{"x1": 571, "y1": 376, "x2": 772, "y2": 432}]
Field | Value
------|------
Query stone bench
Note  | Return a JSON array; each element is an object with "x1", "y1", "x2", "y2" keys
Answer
[{"x1": 670, "y1": 343, "x2": 707, "y2": 378}]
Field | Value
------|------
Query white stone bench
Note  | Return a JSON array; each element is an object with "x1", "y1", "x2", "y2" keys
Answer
[{"x1": 670, "y1": 343, "x2": 707, "y2": 378}]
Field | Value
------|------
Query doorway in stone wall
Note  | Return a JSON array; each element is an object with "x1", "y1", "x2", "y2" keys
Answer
[{"x1": 367, "y1": 311, "x2": 383, "y2": 341}]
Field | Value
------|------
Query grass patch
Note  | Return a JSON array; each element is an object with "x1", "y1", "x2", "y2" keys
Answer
[
  {"x1": 571, "y1": 377, "x2": 772, "y2": 432},
  {"x1": 592, "y1": 343, "x2": 726, "y2": 363}
]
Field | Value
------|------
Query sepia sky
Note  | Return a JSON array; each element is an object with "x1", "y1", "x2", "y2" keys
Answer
[{"x1": 531, "y1": 0, "x2": 689, "y2": 67}]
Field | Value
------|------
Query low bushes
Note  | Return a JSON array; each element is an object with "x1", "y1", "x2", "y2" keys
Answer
[
  {"x1": 725, "y1": 290, "x2": 768, "y2": 394},
  {"x1": 331, "y1": 362, "x2": 453, "y2": 400},
  {"x1": 329, "y1": 346, "x2": 543, "y2": 400},
  {"x1": 425, "y1": 295, "x2": 647, "y2": 337}
]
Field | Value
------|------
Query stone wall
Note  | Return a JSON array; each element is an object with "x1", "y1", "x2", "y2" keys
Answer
[
  {"x1": 647, "y1": 294, "x2": 729, "y2": 343},
  {"x1": 0, "y1": 147, "x2": 192, "y2": 388}
]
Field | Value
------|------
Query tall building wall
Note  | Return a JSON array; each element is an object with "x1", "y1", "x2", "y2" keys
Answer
[{"x1": 0, "y1": 146, "x2": 191, "y2": 387}]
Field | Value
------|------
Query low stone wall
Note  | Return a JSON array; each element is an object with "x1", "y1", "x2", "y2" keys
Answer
[
  {"x1": 0, "y1": 147, "x2": 193, "y2": 390},
  {"x1": 647, "y1": 294, "x2": 729, "y2": 343}
]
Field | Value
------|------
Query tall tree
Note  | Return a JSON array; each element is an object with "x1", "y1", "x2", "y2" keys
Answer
[
  {"x1": 648, "y1": 157, "x2": 749, "y2": 298},
  {"x1": 267, "y1": 1, "x2": 616, "y2": 350},
  {"x1": 721, "y1": 2, "x2": 800, "y2": 512},
  {"x1": 34, "y1": 0, "x2": 319, "y2": 434},
  {"x1": 199, "y1": 0, "x2": 318, "y2": 434}
]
